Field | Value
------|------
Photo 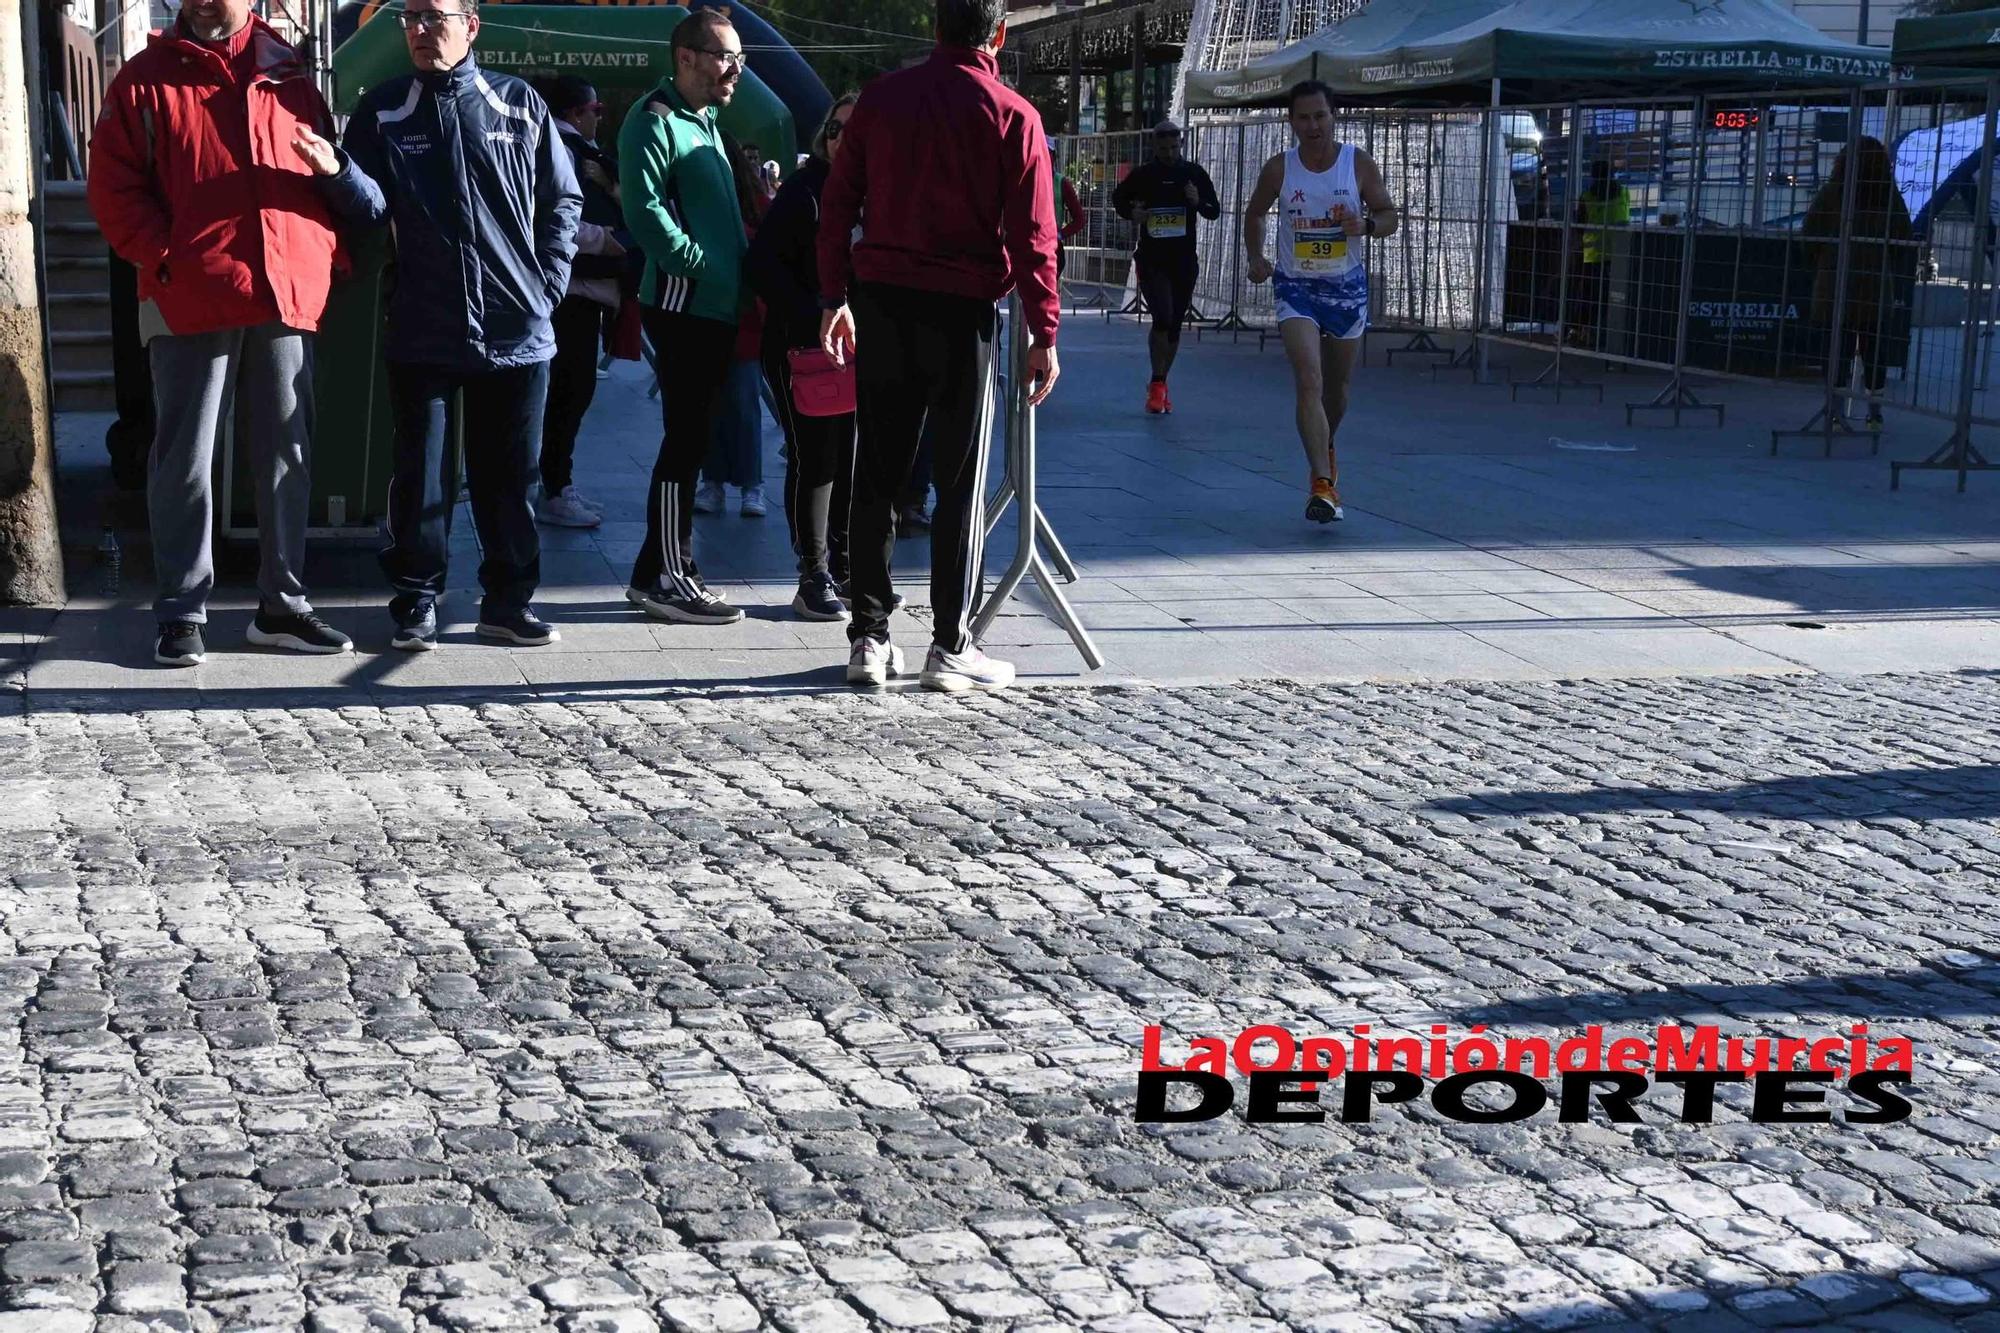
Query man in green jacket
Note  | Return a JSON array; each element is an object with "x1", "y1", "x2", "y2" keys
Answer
[{"x1": 619, "y1": 8, "x2": 748, "y2": 625}]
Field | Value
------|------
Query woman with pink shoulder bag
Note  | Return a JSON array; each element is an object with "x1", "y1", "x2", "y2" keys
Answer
[{"x1": 745, "y1": 95, "x2": 860, "y2": 623}]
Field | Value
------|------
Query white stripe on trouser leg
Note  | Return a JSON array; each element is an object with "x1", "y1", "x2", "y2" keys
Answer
[
  {"x1": 774, "y1": 364, "x2": 807, "y2": 565},
  {"x1": 660, "y1": 481, "x2": 691, "y2": 599},
  {"x1": 953, "y1": 330, "x2": 1000, "y2": 655}
]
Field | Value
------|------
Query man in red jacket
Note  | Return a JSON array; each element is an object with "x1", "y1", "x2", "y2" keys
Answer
[
  {"x1": 819, "y1": 0, "x2": 1061, "y2": 695},
  {"x1": 88, "y1": 0, "x2": 373, "y2": 667}
]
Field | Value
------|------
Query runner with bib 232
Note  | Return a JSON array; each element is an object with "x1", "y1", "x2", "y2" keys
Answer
[{"x1": 1243, "y1": 79, "x2": 1399, "y2": 524}]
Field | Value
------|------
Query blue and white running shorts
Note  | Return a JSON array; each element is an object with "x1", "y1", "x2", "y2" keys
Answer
[{"x1": 1273, "y1": 270, "x2": 1369, "y2": 340}]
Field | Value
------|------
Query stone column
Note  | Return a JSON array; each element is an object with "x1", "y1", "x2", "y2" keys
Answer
[{"x1": 0, "y1": 0, "x2": 67, "y2": 605}]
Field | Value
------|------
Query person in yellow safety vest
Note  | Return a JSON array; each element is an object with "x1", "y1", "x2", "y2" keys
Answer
[{"x1": 1569, "y1": 159, "x2": 1629, "y2": 345}]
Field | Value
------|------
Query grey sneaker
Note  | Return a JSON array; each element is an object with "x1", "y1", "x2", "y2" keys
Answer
[
  {"x1": 391, "y1": 602, "x2": 438, "y2": 652},
  {"x1": 693, "y1": 481, "x2": 726, "y2": 515},
  {"x1": 846, "y1": 638, "x2": 905, "y2": 686},
  {"x1": 626, "y1": 583, "x2": 744, "y2": 626},
  {"x1": 538, "y1": 485, "x2": 602, "y2": 528},
  {"x1": 247, "y1": 609, "x2": 352, "y2": 655},
  {"x1": 740, "y1": 486, "x2": 768, "y2": 518},
  {"x1": 476, "y1": 607, "x2": 560, "y2": 646},
  {"x1": 792, "y1": 571, "x2": 849, "y2": 622},
  {"x1": 921, "y1": 644, "x2": 1015, "y2": 693},
  {"x1": 154, "y1": 620, "x2": 205, "y2": 667}
]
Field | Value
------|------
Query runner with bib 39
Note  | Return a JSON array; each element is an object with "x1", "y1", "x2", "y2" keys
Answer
[{"x1": 1244, "y1": 79, "x2": 1399, "y2": 524}]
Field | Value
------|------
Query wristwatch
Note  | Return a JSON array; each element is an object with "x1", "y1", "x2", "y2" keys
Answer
[{"x1": 1362, "y1": 215, "x2": 1376, "y2": 237}]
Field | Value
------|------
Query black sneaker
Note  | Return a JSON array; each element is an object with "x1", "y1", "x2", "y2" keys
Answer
[
  {"x1": 391, "y1": 601, "x2": 438, "y2": 652},
  {"x1": 476, "y1": 607, "x2": 560, "y2": 646},
  {"x1": 791, "y1": 571, "x2": 849, "y2": 623},
  {"x1": 625, "y1": 582, "x2": 745, "y2": 625},
  {"x1": 836, "y1": 579, "x2": 905, "y2": 614},
  {"x1": 247, "y1": 609, "x2": 352, "y2": 655},
  {"x1": 154, "y1": 620, "x2": 205, "y2": 667},
  {"x1": 896, "y1": 502, "x2": 932, "y2": 537}
]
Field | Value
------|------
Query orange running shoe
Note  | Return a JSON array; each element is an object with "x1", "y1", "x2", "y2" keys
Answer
[
  {"x1": 1306, "y1": 477, "x2": 1344, "y2": 523},
  {"x1": 1145, "y1": 380, "x2": 1168, "y2": 414}
]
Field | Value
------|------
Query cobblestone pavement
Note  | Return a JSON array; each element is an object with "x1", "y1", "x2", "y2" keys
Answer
[{"x1": 2, "y1": 671, "x2": 1998, "y2": 1333}]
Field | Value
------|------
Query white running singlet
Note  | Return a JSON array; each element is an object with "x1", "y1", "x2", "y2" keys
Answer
[{"x1": 1273, "y1": 143, "x2": 1369, "y2": 340}]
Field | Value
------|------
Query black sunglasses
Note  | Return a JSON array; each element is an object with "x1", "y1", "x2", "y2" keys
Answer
[{"x1": 823, "y1": 121, "x2": 843, "y2": 140}]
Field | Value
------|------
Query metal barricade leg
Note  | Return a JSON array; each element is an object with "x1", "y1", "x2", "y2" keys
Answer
[{"x1": 972, "y1": 296, "x2": 1104, "y2": 669}]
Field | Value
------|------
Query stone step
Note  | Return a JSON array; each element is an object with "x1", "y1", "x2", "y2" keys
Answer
[
  {"x1": 46, "y1": 290, "x2": 111, "y2": 333},
  {"x1": 42, "y1": 183, "x2": 95, "y2": 229},
  {"x1": 54, "y1": 371, "x2": 117, "y2": 415},
  {"x1": 46, "y1": 254, "x2": 108, "y2": 276},
  {"x1": 51, "y1": 330, "x2": 113, "y2": 381},
  {"x1": 44, "y1": 221, "x2": 103, "y2": 259},
  {"x1": 44, "y1": 264, "x2": 109, "y2": 303}
]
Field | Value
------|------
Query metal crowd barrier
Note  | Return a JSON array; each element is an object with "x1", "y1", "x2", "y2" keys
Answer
[{"x1": 972, "y1": 294, "x2": 1104, "y2": 670}]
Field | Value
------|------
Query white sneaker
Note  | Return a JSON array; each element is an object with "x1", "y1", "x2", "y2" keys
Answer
[
  {"x1": 921, "y1": 644, "x2": 1015, "y2": 693},
  {"x1": 846, "y1": 638, "x2": 905, "y2": 686},
  {"x1": 740, "y1": 486, "x2": 768, "y2": 518},
  {"x1": 538, "y1": 486, "x2": 601, "y2": 528},
  {"x1": 693, "y1": 481, "x2": 726, "y2": 515}
]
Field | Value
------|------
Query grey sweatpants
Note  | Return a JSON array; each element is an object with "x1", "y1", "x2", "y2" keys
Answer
[{"x1": 148, "y1": 321, "x2": 315, "y2": 624}]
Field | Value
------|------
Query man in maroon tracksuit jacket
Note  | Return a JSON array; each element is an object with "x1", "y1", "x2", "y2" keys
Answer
[{"x1": 818, "y1": 0, "x2": 1061, "y2": 695}]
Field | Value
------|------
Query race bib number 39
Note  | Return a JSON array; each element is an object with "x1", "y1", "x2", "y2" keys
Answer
[
  {"x1": 1146, "y1": 208, "x2": 1188, "y2": 239},
  {"x1": 1292, "y1": 228, "x2": 1346, "y2": 272}
]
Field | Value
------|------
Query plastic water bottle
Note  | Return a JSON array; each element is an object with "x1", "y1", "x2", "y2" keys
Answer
[{"x1": 97, "y1": 528, "x2": 121, "y2": 596}]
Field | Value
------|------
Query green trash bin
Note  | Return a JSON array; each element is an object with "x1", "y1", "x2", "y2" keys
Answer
[{"x1": 224, "y1": 3, "x2": 796, "y2": 538}]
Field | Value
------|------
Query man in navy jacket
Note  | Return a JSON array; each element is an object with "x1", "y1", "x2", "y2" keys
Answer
[{"x1": 318, "y1": 0, "x2": 580, "y2": 651}]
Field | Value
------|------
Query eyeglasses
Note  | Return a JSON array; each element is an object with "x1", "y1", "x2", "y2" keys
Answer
[
  {"x1": 692, "y1": 46, "x2": 746, "y2": 71},
  {"x1": 398, "y1": 10, "x2": 470, "y2": 31},
  {"x1": 823, "y1": 121, "x2": 844, "y2": 141}
]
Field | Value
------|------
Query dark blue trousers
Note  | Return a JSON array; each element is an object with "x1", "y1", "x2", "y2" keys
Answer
[{"x1": 382, "y1": 360, "x2": 548, "y2": 622}]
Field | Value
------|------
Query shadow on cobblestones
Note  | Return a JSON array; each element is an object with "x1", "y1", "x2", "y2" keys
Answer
[
  {"x1": 1446, "y1": 960, "x2": 2000, "y2": 1028},
  {"x1": 1428, "y1": 764, "x2": 2000, "y2": 822}
]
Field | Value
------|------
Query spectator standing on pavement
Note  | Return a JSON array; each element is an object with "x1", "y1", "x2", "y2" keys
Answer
[
  {"x1": 1244, "y1": 79, "x2": 1398, "y2": 526},
  {"x1": 1113, "y1": 119, "x2": 1220, "y2": 415},
  {"x1": 819, "y1": 0, "x2": 1061, "y2": 694},
  {"x1": 619, "y1": 8, "x2": 750, "y2": 626},
  {"x1": 1053, "y1": 142, "x2": 1085, "y2": 281},
  {"x1": 697, "y1": 133, "x2": 770, "y2": 520},
  {"x1": 1804, "y1": 137, "x2": 1912, "y2": 433},
  {"x1": 747, "y1": 93, "x2": 859, "y2": 623},
  {"x1": 1569, "y1": 159, "x2": 1628, "y2": 349},
  {"x1": 334, "y1": 0, "x2": 581, "y2": 651},
  {"x1": 88, "y1": 0, "x2": 373, "y2": 666},
  {"x1": 536, "y1": 75, "x2": 625, "y2": 531}
]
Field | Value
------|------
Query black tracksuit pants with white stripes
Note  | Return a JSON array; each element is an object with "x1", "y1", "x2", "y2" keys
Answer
[
  {"x1": 848, "y1": 282, "x2": 997, "y2": 654},
  {"x1": 632, "y1": 308, "x2": 737, "y2": 596},
  {"x1": 762, "y1": 339, "x2": 853, "y2": 580}
]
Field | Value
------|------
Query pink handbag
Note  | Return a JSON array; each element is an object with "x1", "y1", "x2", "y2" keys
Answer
[{"x1": 786, "y1": 347, "x2": 856, "y2": 417}]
